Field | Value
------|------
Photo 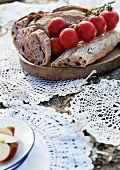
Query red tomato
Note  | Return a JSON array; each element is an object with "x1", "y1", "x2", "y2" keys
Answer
[
  {"x1": 100, "y1": 10, "x2": 119, "y2": 31},
  {"x1": 59, "y1": 28, "x2": 79, "y2": 49},
  {"x1": 51, "y1": 37, "x2": 66, "y2": 56},
  {"x1": 77, "y1": 21, "x2": 97, "y2": 42},
  {"x1": 89, "y1": 15, "x2": 107, "y2": 35},
  {"x1": 48, "y1": 17, "x2": 67, "y2": 37}
]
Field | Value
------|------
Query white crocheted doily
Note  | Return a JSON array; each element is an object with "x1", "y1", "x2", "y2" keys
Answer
[
  {"x1": 0, "y1": 2, "x2": 86, "y2": 104},
  {"x1": 69, "y1": 79, "x2": 120, "y2": 146},
  {"x1": 0, "y1": 100, "x2": 94, "y2": 170},
  {"x1": 0, "y1": 32, "x2": 85, "y2": 104}
]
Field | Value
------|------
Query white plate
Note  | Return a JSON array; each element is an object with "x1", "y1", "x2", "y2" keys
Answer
[
  {"x1": 7, "y1": 154, "x2": 28, "y2": 170},
  {"x1": 0, "y1": 117, "x2": 35, "y2": 170},
  {"x1": 7, "y1": 133, "x2": 50, "y2": 170},
  {"x1": 17, "y1": 133, "x2": 50, "y2": 170}
]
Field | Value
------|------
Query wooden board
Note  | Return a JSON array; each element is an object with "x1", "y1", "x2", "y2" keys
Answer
[{"x1": 19, "y1": 44, "x2": 120, "y2": 80}]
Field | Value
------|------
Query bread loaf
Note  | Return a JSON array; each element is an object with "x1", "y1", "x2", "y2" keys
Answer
[
  {"x1": 11, "y1": 6, "x2": 86, "y2": 66},
  {"x1": 51, "y1": 30, "x2": 120, "y2": 67}
]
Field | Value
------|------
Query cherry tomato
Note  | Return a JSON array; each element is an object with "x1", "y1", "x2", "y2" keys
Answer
[
  {"x1": 100, "y1": 10, "x2": 119, "y2": 31},
  {"x1": 89, "y1": 15, "x2": 107, "y2": 36},
  {"x1": 59, "y1": 28, "x2": 79, "y2": 49},
  {"x1": 77, "y1": 21, "x2": 97, "y2": 42},
  {"x1": 51, "y1": 37, "x2": 66, "y2": 57},
  {"x1": 48, "y1": 17, "x2": 67, "y2": 37}
]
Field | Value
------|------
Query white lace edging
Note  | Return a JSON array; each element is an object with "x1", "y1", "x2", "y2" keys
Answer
[
  {"x1": 69, "y1": 79, "x2": 120, "y2": 146},
  {"x1": 0, "y1": 32, "x2": 87, "y2": 105},
  {"x1": 0, "y1": 100, "x2": 94, "y2": 170}
]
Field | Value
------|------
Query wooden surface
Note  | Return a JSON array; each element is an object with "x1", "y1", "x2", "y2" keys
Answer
[{"x1": 19, "y1": 44, "x2": 120, "y2": 80}]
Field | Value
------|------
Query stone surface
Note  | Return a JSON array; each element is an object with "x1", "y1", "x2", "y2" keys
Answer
[{"x1": 0, "y1": 0, "x2": 120, "y2": 170}]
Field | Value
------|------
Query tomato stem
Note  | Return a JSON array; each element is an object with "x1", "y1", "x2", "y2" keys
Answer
[
  {"x1": 107, "y1": 5, "x2": 113, "y2": 11},
  {"x1": 85, "y1": 1, "x2": 115, "y2": 17},
  {"x1": 73, "y1": 25, "x2": 78, "y2": 30}
]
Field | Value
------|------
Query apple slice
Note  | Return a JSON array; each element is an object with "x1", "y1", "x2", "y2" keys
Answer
[
  {"x1": 5, "y1": 141, "x2": 19, "y2": 162},
  {"x1": 0, "y1": 142, "x2": 11, "y2": 162},
  {"x1": 0, "y1": 138, "x2": 4, "y2": 142},
  {"x1": 0, "y1": 134, "x2": 18, "y2": 143},
  {"x1": 0, "y1": 134, "x2": 19, "y2": 162},
  {"x1": 0, "y1": 128, "x2": 12, "y2": 136},
  {"x1": 7, "y1": 126, "x2": 15, "y2": 136}
]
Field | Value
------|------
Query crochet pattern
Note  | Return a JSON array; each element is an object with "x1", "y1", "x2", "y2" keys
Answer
[
  {"x1": 0, "y1": 100, "x2": 94, "y2": 170},
  {"x1": 70, "y1": 79, "x2": 120, "y2": 146},
  {"x1": 0, "y1": 32, "x2": 84, "y2": 104}
]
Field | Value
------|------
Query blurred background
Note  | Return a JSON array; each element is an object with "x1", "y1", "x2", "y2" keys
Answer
[
  {"x1": 0, "y1": 0, "x2": 115, "y2": 7},
  {"x1": 0, "y1": 0, "x2": 59, "y2": 4}
]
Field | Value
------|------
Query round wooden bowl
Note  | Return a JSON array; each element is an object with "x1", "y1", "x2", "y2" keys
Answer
[{"x1": 19, "y1": 45, "x2": 120, "y2": 80}]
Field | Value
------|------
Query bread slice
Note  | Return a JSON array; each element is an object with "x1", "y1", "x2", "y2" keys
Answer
[
  {"x1": 11, "y1": 5, "x2": 86, "y2": 66},
  {"x1": 51, "y1": 30, "x2": 120, "y2": 67},
  {"x1": 13, "y1": 25, "x2": 51, "y2": 65}
]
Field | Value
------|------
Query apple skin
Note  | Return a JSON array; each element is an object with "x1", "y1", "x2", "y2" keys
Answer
[
  {"x1": 7, "y1": 126, "x2": 15, "y2": 136},
  {"x1": 0, "y1": 126, "x2": 15, "y2": 136},
  {"x1": 0, "y1": 141, "x2": 19, "y2": 162},
  {"x1": 0, "y1": 126, "x2": 19, "y2": 162}
]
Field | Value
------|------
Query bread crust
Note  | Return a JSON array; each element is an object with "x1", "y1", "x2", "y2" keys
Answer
[
  {"x1": 51, "y1": 30, "x2": 120, "y2": 67},
  {"x1": 11, "y1": 6, "x2": 85, "y2": 37},
  {"x1": 11, "y1": 5, "x2": 85, "y2": 66}
]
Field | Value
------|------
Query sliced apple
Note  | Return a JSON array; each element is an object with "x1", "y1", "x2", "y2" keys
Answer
[
  {"x1": 7, "y1": 126, "x2": 15, "y2": 136},
  {"x1": 0, "y1": 142, "x2": 11, "y2": 162},
  {"x1": 0, "y1": 134, "x2": 18, "y2": 143},
  {"x1": 0, "y1": 138, "x2": 4, "y2": 143},
  {"x1": 0, "y1": 128, "x2": 12, "y2": 136},
  {"x1": 0, "y1": 134, "x2": 19, "y2": 162},
  {"x1": 4, "y1": 141, "x2": 19, "y2": 162},
  {"x1": 0, "y1": 141, "x2": 19, "y2": 162}
]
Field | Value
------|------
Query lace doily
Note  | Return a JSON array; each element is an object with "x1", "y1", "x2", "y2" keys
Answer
[
  {"x1": 69, "y1": 79, "x2": 120, "y2": 146},
  {"x1": 0, "y1": 100, "x2": 94, "y2": 170},
  {"x1": 0, "y1": 2, "x2": 84, "y2": 104},
  {"x1": 0, "y1": 32, "x2": 85, "y2": 104}
]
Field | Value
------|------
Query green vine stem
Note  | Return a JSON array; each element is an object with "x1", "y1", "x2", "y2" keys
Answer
[
  {"x1": 66, "y1": 1, "x2": 116, "y2": 27},
  {"x1": 85, "y1": 1, "x2": 115, "y2": 17}
]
